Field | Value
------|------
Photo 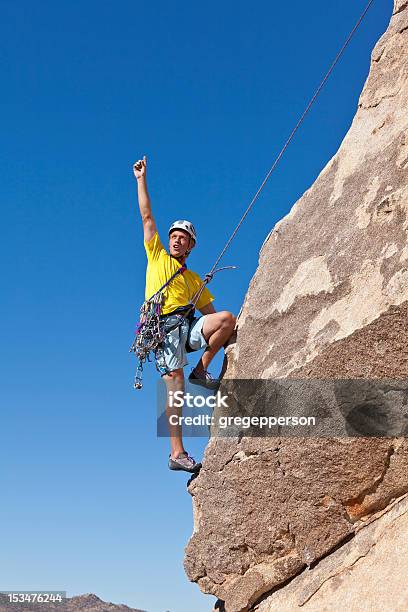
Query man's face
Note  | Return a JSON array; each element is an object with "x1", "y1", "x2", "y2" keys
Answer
[{"x1": 169, "y1": 230, "x2": 193, "y2": 258}]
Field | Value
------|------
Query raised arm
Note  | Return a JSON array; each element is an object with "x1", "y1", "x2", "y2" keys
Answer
[{"x1": 133, "y1": 155, "x2": 157, "y2": 242}]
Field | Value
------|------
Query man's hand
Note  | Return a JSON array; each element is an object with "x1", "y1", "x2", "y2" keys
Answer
[
  {"x1": 133, "y1": 154, "x2": 156, "y2": 242},
  {"x1": 133, "y1": 155, "x2": 147, "y2": 180}
]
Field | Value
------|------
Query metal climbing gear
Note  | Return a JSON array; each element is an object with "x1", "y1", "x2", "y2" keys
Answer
[
  {"x1": 129, "y1": 264, "x2": 187, "y2": 389},
  {"x1": 130, "y1": 264, "x2": 237, "y2": 389}
]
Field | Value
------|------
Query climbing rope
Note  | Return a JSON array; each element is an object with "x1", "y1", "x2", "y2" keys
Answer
[
  {"x1": 189, "y1": 265, "x2": 238, "y2": 309},
  {"x1": 191, "y1": 0, "x2": 376, "y2": 299},
  {"x1": 131, "y1": 0, "x2": 375, "y2": 387}
]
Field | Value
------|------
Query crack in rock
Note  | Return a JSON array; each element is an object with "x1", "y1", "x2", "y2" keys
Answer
[{"x1": 393, "y1": 1, "x2": 408, "y2": 16}]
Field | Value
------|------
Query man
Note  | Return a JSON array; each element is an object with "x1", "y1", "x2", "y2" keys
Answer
[{"x1": 133, "y1": 155, "x2": 236, "y2": 473}]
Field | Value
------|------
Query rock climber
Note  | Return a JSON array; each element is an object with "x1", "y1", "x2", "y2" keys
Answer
[{"x1": 133, "y1": 155, "x2": 236, "y2": 473}]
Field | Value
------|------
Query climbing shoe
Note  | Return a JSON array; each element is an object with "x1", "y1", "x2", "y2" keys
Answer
[
  {"x1": 168, "y1": 452, "x2": 202, "y2": 473},
  {"x1": 188, "y1": 368, "x2": 220, "y2": 391}
]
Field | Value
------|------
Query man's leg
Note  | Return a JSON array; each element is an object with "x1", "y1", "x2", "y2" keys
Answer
[
  {"x1": 162, "y1": 368, "x2": 186, "y2": 460},
  {"x1": 193, "y1": 311, "x2": 235, "y2": 376}
]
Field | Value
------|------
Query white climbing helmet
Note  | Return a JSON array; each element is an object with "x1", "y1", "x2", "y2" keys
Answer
[{"x1": 168, "y1": 220, "x2": 197, "y2": 245}]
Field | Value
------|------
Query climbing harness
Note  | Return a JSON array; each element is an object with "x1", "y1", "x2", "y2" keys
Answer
[
  {"x1": 130, "y1": 0, "x2": 375, "y2": 389},
  {"x1": 130, "y1": 263, "x2": 237, "y2": 389}
]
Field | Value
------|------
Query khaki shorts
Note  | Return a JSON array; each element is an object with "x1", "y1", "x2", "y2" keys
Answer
[{"x1": 156, "y1": 315, "x2": 208, "y2": 373}]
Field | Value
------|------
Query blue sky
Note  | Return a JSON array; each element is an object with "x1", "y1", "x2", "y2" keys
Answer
[{"x1": 1, "y1": 1, "x2": 392, "y2": 611}]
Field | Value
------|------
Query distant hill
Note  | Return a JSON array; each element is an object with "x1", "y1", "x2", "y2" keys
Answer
[{"x1": 0, "y1": 593, "x2": 147, "y2": 612}]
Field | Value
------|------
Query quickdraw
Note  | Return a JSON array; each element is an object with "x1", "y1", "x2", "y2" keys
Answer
[
  {"x1": 130, "y1": 293, "x2": 166, "y2": 389},
  {"x1": 130, "y1": 264, "x2": 187, "y2": 389}
]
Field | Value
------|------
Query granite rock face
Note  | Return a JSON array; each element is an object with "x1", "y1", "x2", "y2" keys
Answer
[
  {"x1": 184, "y1": 2, "x2": 408, "y2": 611},
  {"x1": 254, "y1": 494, "x2": 408, "y2": 612}
]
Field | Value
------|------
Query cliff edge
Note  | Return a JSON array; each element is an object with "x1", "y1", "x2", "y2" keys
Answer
[{"x1": 184, "y1": 1, "x2": 408, "y2": 610}]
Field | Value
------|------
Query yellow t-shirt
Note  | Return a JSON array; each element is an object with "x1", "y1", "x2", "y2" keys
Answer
[{"x1": 144, "y1": 231, "x2": 215, "y2": 315}]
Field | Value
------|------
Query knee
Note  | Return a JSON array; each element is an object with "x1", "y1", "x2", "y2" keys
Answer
[
  {"x1": 170, "y1": 368, "x2": 184, "y2": 380},
  {"x1": 219, "y1": 311, "x2": 236, "y2": 330},
  {"x1": 163, "y1": 368, "x2": 184, "y2": 383}
]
